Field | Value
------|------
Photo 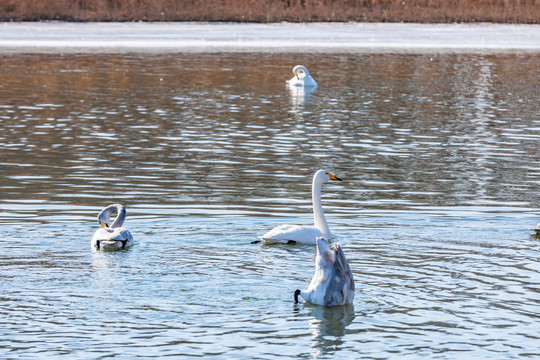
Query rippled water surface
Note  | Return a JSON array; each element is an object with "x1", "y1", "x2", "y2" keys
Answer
[{"x1": 1, "y1": 50, "x2": 540, "y2": 359}]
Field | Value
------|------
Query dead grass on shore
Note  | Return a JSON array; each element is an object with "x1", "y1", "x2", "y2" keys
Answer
[{"x1": 0, "y1": 0, "x2": 538, "y2": 23}]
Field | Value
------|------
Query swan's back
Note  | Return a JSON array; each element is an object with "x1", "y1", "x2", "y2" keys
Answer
[
  {"x1": 92, "y1": 227, "x2": 132, "y2": 241},
  {"x1": 259, "y1": 224, "x2": 324, "y2": 244},
  {"x1": 91, "y1": 227, "x2": 133, "y2": 251}
]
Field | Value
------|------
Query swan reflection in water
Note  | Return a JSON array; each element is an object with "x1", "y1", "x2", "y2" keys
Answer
[
  {"x1": 288, "y1": 84, "x2": 317, "y2": 109},
  {"x1": 90, "y1": 250, "x2": 124, "y2": 292},
  {"x1": 300, "y1": 303, "x2": 356, "y2": 357}
]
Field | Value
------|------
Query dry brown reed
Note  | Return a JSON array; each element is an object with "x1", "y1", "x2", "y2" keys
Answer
[{"x1": 0, "y1": 0, "x2": 538, "y2": 23}]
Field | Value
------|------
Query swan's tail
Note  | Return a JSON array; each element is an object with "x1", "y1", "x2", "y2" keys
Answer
[{"x1": 94, "y1": 239, "x2": 129, "y2": 251}]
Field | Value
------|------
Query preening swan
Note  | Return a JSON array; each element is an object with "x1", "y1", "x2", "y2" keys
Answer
[
  {"x1": 286, "y1": 65, "x2": 317, "y2": 88},
  {"x1": 294, "y1": 237, "x2": 355, "y2": 306},
  {"x1": 91, "y1": 204, "x2": 134, "y2": 251},
  {"x1": 259, "y1": 170, "x2": 342, "y2": 245}
]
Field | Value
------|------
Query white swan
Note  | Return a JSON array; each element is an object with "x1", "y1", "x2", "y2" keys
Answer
[
  {"x1": 286, "y1": 65, "x2": 317, "y2": 88},
  {"x1": 91, "y1": 204, "x2": 134, "y2": 251},
  {"x1": 294, "y1": 237, "x2": 355, "y2": 306},
  {"x1": 259, "y1": 170, "x2": 342, "y2": 244},
  {"x1": 530, "y1": 223, "x2": 540, "y2": 235}
]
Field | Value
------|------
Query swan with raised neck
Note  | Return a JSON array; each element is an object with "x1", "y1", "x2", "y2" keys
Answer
[{"x1": 258, "y1": 170, "x2": 342, "y2": 245}]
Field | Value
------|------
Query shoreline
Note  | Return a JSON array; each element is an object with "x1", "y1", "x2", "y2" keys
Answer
[
  {"x1": 1, "y1": 0, "x2": 538, "y2": 24},
  {"x1": 1, "y1": 22, "x2": 539, "y2": 54}
]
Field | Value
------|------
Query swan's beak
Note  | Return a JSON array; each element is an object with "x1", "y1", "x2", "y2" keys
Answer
[
  {"x1": 100, "y1": 222, "x2": 108, "y2": 228},
  {"x1": 295, "y1": 74, "x2": 299, "y2": 79},
  {"x1": 328, "y1": 172, "x2": 342, "y2": 181}
]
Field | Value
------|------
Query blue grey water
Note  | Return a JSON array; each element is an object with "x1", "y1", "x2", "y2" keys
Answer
[{"x1": 1, "y1": 49, "x2": 539, "y2": 359}]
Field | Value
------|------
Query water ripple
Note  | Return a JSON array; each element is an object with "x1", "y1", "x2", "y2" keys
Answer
[{"x1": 0, "y1": 52, "x2": 539, "y2": 358}]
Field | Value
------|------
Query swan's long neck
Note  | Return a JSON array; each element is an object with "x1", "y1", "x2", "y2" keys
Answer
[
  {"x1": 293, "y1": 65, "x2": 309, "y2": 78},
  {"x1": 110, "y1": 205, "x2": 126, "y2": 228},
  {"x1": 312, "y1": 179, "x2": 331, "y2": 238}
]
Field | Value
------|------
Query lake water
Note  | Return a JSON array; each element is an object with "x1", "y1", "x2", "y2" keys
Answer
[{"x1": 1, "y1": 30, "x2": 540, "y2": 358}]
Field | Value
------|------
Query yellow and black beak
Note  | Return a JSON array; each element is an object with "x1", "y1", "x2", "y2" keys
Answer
[
  {"x1": 328, "y1": 172, "x2": 342, "y2": 181},
  {"x1": 295, "y1": 73, "x2": 299, "y2": 79},
  {"x1": 100, "y1": 222, "x2": 108, "y2": 228}
]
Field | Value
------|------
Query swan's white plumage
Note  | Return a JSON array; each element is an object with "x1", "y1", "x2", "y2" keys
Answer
[
  {"x1": 91, "y1": 204, "x2": 134, "y2": 251},
  {"x1": 295, "y1": 237, "x2": 355, "y2": 306},
  {"x1": 286, "y1": 65, "x2": 317, "y2": 88},
  {"x1": 259, "y1": 224, "x2": 325, "y2": 244},
  {"x1": 259, "y1": 170, "x2": 341, "y2": 245},
  {"x1": 91, "y1": 227, "x2": 133, "y2": 251}
]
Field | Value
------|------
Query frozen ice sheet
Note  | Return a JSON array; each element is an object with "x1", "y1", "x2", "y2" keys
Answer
[{"x1": 0, "y1": 22, "x2": 539, "y2": 53}]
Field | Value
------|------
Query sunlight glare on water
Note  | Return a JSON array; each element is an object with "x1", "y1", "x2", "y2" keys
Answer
[{"x1": 1, "y1": 49, "x2": 540, "y2": 358}]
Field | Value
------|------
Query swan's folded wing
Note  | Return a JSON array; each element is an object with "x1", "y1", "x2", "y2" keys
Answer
[
  {"x1": 112, "y1": 228, "x2": 133, "y2": 241},
  {"x1": 323, "y1": 243, "x2": 355, "y2": 305},
  {"x1": 334, "y1": 243, "x2": 354, "y2": 282},
  {"x1": 96, "y1": 227, "x2": 133, "y2": 241}
]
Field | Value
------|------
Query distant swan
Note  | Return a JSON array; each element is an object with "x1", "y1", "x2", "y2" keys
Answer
[
  {"x1": 91, "y1": 204, "x2": 134, "y2": 251},
  {"x1": 294, "y1": 237, "x2": 355, "y2": 306},
  {"x1": 259, "y1": 170, "x2": 342, "y2": 244},
  {"x1": 530, "y1": 223, "x2": 540, "y2": 235},
  {"x1": 286, "y1": 65, "x2": 317, "y2": 88}
]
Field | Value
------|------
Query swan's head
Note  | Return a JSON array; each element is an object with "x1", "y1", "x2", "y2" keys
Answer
[
  {"x1": 97, "y1": 209, "x2": 111, "y2": 228},
  {"x1": 316, "y1": 237, "x2": 334, "y2": 270},
  {"x1": 314, "y1": 169, "x2": 342, "y2": 184},
  {"x1": 292, "y1": 65, "x2": 310, "y2": 79}
]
